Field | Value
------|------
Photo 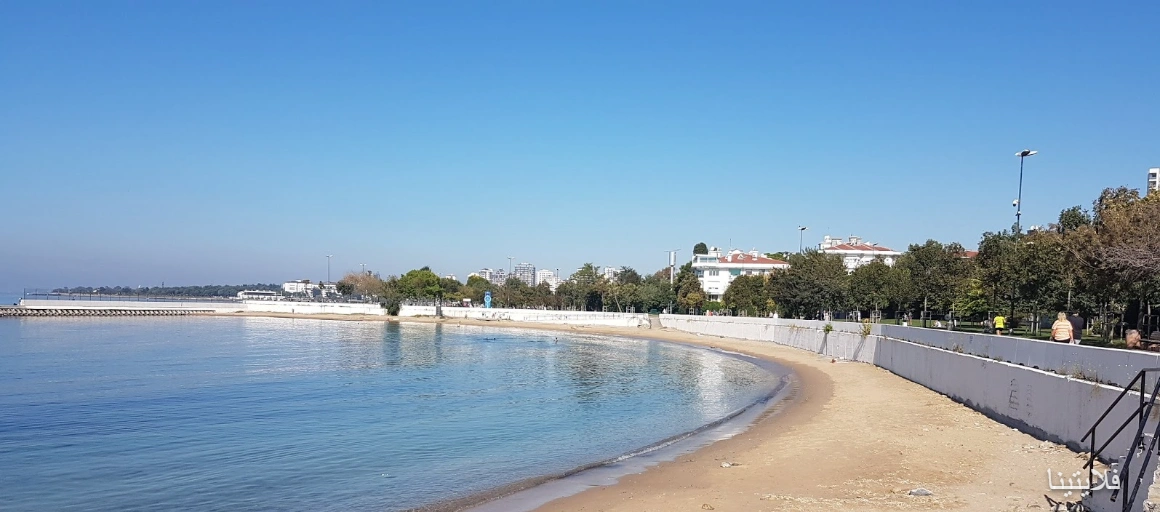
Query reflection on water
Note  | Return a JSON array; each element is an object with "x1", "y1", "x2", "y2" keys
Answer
[{"x1": 0, "y1": 317, "x2": 779, "y2": 512}]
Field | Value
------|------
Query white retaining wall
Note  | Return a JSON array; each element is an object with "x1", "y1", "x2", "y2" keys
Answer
[
  {"x1": 399, "y1": 305, "x2": 650, "y2": 327},
  {"x1": 242, "y1": 301, "x2": 385, "y2": 316},
  {"x1": 659, "y1": 314, "x2": 1156, "y2": 459}
]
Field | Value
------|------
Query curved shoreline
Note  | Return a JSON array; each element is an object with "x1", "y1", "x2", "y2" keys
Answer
[
  {"x1": 454, "y1": 343, "x2": 796, "y2": 512},
  {"x1": 205, "y1": 312, "x2": 1091, "y2": 511}
]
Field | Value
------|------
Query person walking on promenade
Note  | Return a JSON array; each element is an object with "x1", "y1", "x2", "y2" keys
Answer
[
  {"x1": 994, "y1": 314, "x2": 1006, "y2": 336},
  {"x1": 1051, "y1": 312, "x2": 1073, "y2": 343},
  {"x1": 1068, "y1": 312, "x2": 1084, "y2": 344}
]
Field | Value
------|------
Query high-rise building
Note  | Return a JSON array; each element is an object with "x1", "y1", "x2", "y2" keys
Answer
[
  {"x1": 513, "y1": 263, "x2": 536, "y2": 286},
  {"x1": 489, "y1": 269, "x2": 507, "y2": 286},
  {"x1": 1149, "y1": 167, "x2": 1159, "y2": 194},
  {"x1": 536, "y1": 269, "x2": 559, "y2": 291},
  {"x1": 602, "y1": 266, "x2": 621, "y2": 281},
  {"x1": 476, "y1": 269, "x2": 494, "y2": 282}
]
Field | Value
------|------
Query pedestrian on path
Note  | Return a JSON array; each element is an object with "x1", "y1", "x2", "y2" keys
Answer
[{"x1": 1051, "y1": 312, "x2": 1073, "y2": 343}]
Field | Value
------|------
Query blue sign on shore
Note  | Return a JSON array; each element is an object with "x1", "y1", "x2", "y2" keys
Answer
[{"x1": 484, "y1": 291, "x2": 492, "y2": 308}]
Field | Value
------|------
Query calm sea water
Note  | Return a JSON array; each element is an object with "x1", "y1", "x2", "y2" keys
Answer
[{"x1": 0, "y1": 317, "x2": 778, "y2": 511}]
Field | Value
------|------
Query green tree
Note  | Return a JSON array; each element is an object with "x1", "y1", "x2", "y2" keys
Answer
[
  {"x1": 674, "y1": 262, "x2": 701, "y2": 314},
  {"x1": 617, "y1": 267, "x2": 642, "y2": 286},
  {"x1": 693, "y1": 242, "x2": 709, "y2": 255},
  {"x1": 1057, "y1": 205, "x2": 1092, "y2": 233},
  {"x1": 722, "y1": 275, "x2": 766, "y2": 316},
  {"x1": 397, "y1": 268, "x2": 442, "y2": 299},
  {"x1": 770, "y1": 250, "x2": 848, "y2": 318},
  {"x1": 764, "y1": 252, "x2": 791, "y2": 262},
  {"x1": 897, "y1": 240, "x2": 970, "y2": 321},
  {"x1": 847, "y1": 259, "x2": 894, "y2": 313}
]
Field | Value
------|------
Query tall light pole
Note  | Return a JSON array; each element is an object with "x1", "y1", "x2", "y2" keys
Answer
[
  {"x1": 667, "y1": 249, "x2": 680, "y2": 286},
  {"x1": 507, "y1": 256, "x2": 514, "y2": 277},
  {"x1": 1014, "y1": 149, "x2": 1037, "y2": 234},
  {"x1": 360, "y1": 263, "x2": 366, "y2": 275},
  {"x1": 326, "y1": 255, "x2": 333, "y2": 284},
  {"x1": 797, "y1": 226, "x2": 809, "y2": 253}
]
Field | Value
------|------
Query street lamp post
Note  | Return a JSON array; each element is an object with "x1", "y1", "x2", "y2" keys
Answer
[
  {"x1": 667, "y1": 249, "x2": 680, "y2": 286},
  {"x1": 326, "y1": 255, "x2": 333, "y2": 284},
  {"x1": 507, "y1": 257, "x2": 514, "y2": 278},
  {"x1": 1014, "y1": 149, "x2": 1037, "y2": 234},
  {"x1": 797, "y1": 226, "x2": 809, "y2": 253}
]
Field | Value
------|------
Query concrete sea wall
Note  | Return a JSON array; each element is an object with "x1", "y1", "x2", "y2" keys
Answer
[
  {"x1": 242, "y1": 301, "x2": 385, "y2": 316},
  {"x1": 398, "y1": 305, "x2": 650, "y2": 327},
  {"x1": 659, "y1": 314, "x2": 1156, "y2": 462}
]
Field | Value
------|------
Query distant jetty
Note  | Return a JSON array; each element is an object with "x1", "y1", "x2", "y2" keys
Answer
[{"x1": 0, "y1": 306, "x2": 213, "y2": 317}]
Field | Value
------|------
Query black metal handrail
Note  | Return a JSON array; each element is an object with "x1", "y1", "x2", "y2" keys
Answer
[{"x1": 1078, "y1": 367, "x2": 1160, "y2": 511}]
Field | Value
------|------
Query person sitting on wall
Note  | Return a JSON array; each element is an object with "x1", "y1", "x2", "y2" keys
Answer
[
  {"x1": 1051, "y1": 312, "x2": 1073, "y2": 344},
  {"x1": 1125, "y1": 330, "x2": 1160, "y2": 352},
  {"x1": 1127, "y1": 329, "x2": 1143, "y2": 350}
]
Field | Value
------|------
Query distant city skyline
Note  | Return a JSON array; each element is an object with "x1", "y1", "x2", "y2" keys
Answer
[{"x1": 1, "y1": 3, "x2": 1156, "y2": 292}]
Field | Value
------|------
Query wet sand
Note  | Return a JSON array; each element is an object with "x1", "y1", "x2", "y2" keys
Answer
[{"x1": 211, "y1": 312, "x2": 1088, "y2": 511}]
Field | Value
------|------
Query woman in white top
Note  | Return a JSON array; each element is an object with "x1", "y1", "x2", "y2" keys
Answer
[{"x1": 1051, "y1": 312, "x2": 1073, "y2": 343}]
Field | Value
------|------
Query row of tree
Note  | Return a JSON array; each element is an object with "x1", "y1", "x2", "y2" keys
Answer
[
  {"x1": 338, "y1": 187, "x2": 1157, "y2": 343},
  {"x1": 337, "y1": 264, "x2": 680, "y2": 315},
  {"x1": 49, "y1": 284, "x2": 282, "y2": 297},
  {"x1": 702, "y1": 186, "x2": 1159, "y2": 343}
]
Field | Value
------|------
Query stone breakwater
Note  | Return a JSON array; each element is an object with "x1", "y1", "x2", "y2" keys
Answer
[{"x1": 0, "y1": 306, "x2": 213, "y2": 317}]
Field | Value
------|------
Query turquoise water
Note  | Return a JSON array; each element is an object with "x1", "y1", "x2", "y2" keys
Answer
[{"x1": 0, "y1": 317, "x2": 779, "y2": 511}]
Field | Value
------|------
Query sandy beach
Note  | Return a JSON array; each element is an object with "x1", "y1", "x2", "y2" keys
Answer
[{"x1": 213, "y1": 312, "x2": 1089, "y2": 511}]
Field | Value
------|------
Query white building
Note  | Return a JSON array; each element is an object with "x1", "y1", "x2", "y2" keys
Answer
[
  {"x1": 282, "y1": 280, "x2": 319, "y2": 295},
  {"x1": 321, "y1": 282, "x2": 339, "y2": 297},
  {"x1": 691, "y1": 247, "x2": 789, "y2": 302},
  {"x1": 237, "y1": 290, "x2": 281, "y2": 300},
  {"x1": 602, "y1": 266, "x2": 621, "y2": 281},
  {"x1": 818, "y1": 235, "x2": 901, "y2": 272},
  {"x1": 536, "y1": 269, "x2": 560, "y2": 291},
  {"x1": 1149, "y1": 167, "x2": 1158, "y2": 193},
  {"x1": 443, "y1": 274, "x2": 458, "y2": 282}
]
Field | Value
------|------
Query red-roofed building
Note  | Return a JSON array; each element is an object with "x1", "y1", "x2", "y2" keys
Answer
[
  {"x1": 691, "y1": 247, "x2": 789, "y2": 302},
  {"x1": 818, "y1": 235, "x2": 902, "y2": 272}
]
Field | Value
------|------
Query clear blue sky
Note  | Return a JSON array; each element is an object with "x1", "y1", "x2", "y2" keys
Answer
[{"x1": 2, "y1": 1, "x2": 1157, "y2": 291}]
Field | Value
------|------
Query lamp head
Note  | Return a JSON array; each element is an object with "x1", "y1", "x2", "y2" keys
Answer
[{"x1": 1016, "y1": 149, "x2": 1038, "y2": 157}]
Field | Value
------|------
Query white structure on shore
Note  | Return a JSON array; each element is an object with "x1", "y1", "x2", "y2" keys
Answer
[
  {"x1": 602, "y1": 266, "x2": 621, "y2": 281},
  {"x1": 1149, "y1": 167, "x2": 1158, "y2": 193},
  {"x1": 237, "y1": 290, "x2": 281, "y2": 300},
  {"x1": 691, "y1": 247, "x2": 789, "y2": 302},
  {"x1": 818, "y1": 235, "x2": 901, "y2": 272},
  {"x1": 282, "y1": 280, "x2": 318, "y2": 295}
]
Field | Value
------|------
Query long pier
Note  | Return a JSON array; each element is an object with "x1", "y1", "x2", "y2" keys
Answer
[{"x1": 0, "y1": 307, "x2": 213, "y2": 317}]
